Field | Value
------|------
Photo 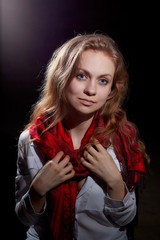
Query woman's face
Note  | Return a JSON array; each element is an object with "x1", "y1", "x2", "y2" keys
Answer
[{"x1": 65, "y1": 49, "x2": 115, "y2": 118}]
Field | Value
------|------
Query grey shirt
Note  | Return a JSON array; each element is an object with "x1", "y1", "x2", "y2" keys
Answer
[{"x1": 15, "y1": 130, "x2": 136, "y2": 240}]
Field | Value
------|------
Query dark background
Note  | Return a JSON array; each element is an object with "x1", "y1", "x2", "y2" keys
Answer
[{"x1": 1, "y1": 0, "x2": 159, "y2": 239}]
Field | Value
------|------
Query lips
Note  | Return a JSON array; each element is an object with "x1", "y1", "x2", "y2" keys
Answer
[{"x1": 79, "y1": 98, "x2": 95, "y2": 106}]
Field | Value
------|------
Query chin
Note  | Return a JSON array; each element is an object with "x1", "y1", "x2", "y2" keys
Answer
[
  {"x1": 67, "y1": 102, "x2": 101, "y2": 117},
  {"x1": 74, "y1": 106, "x2": 99, "y2": 116}
]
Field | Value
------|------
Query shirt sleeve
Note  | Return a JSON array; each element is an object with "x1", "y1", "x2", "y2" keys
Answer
[
  {"x1": 103, "y1": 183, "x2": 136, "y2": 226},
  {"x1": 102, "y1": 146, "x2": 137, "y2": 226},
  {"x1": 15, "y1": 130, "x2": 47, "y2": 226}
]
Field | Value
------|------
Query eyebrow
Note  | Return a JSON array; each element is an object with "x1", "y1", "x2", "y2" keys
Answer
[{"x1": 77, "y1": 68, "x2": 113, "y2": 80}]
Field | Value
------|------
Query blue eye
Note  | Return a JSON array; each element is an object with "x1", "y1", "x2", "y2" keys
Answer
[
  {"x1": 77, "y1": 73, "x2": 86, "y2": 79},
  {"x1": 99, "y1": 79, "x2": 108, "y2": 85}
]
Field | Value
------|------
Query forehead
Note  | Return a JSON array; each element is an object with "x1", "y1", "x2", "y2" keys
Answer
[{"x1": 77, "y1": 49, "x2": 115, "y2": 76}]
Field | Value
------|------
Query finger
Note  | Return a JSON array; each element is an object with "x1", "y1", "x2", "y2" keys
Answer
[
  {"x1": 63, "y1": 162, "x2": 74, "y2": 174},
  {"x1": 83, "y1": 150, "x2": 95, "y2": 163},
  {"x1": 86, "y1": 146, "x2": 99, "y2": 158},
  {"x1": 59, "y1": 155, "x2": 70, "y2": 168},
  {"x1": 81, "y1": 156, "x2": 88, "y2": 165},
  {"x1": 93, "y1": 139, "x2": 105, "y2": 152},
  {"x1": 52, "y1": 151, "x2": 64, "y2": 163},
  {"x1": 81, "y1": 157, "x2": 93, "y2": 170},
  {"x1": 63, "y1": 169, "x2": 75, "y2": 181}
]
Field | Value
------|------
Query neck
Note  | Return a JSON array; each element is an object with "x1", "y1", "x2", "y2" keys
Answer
[{"x1": 64, "y1": 113, "x2": 95, "y2": 149}]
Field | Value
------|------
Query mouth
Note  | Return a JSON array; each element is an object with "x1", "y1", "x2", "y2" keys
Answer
[{"x1": 79, "y1": 98, "x2": 95, "y2": 106}]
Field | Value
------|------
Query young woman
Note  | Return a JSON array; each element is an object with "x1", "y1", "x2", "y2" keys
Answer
[{"x1": 15, "y1": 33, "x2": 148, "y2": 240}]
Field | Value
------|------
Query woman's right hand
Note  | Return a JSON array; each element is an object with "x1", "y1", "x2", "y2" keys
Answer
[
  {"x1": 31, "y1": 151, "x2": 75, "y2": 196},
  {"x1": 29, "y1": 151, "x2": 75, "y2": 212}
]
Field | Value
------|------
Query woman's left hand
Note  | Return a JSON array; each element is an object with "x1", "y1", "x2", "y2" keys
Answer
[{"x1": 81, "y1": 140, "x2": 126, "y2": 200}]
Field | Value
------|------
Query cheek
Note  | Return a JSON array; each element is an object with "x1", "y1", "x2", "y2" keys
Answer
[
  {"x1": 66, "y1": 80, "x2": 83, "y2": 96},
  {"x1": 65, "y1": 82, "x2": 80, "y2": 100},
  {"x1": 98, "y1": 88, "x2": 111, "y2": 103}
]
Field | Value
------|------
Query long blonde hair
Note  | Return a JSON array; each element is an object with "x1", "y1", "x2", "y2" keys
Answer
[
  {"x1": 25, "y1": 33, "x2": 149, "y2": 163},
  {"x1": 26, "y1": 34, "x2": 127, "y2": 127}
]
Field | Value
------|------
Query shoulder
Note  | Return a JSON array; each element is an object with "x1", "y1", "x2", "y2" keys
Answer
[
  {"x1": 117, "y1": 120, "x2": 138, "y2": 142},
  {"x1": 124, "y1": 121, "x2": 137, "y2": 135},
  {"x1": 18, "y1": 129, "x2": 45, "y2": 170},
  {"x1": 18, "y1": 129, "x2": 30, "y2": 146}
]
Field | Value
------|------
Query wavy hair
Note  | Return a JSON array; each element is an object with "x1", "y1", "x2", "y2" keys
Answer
[{"x1": 25, "y1": 33, "x2": 149, "y2": 163}]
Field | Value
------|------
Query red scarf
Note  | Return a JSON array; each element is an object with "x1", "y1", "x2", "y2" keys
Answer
[{"x1": 29, "y1": 112, "x2": 145, "y2": 240}]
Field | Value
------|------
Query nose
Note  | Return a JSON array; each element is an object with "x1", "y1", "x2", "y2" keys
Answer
[{"x1": 84, "y1": 79, "x2": 96, "y2": 96}]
